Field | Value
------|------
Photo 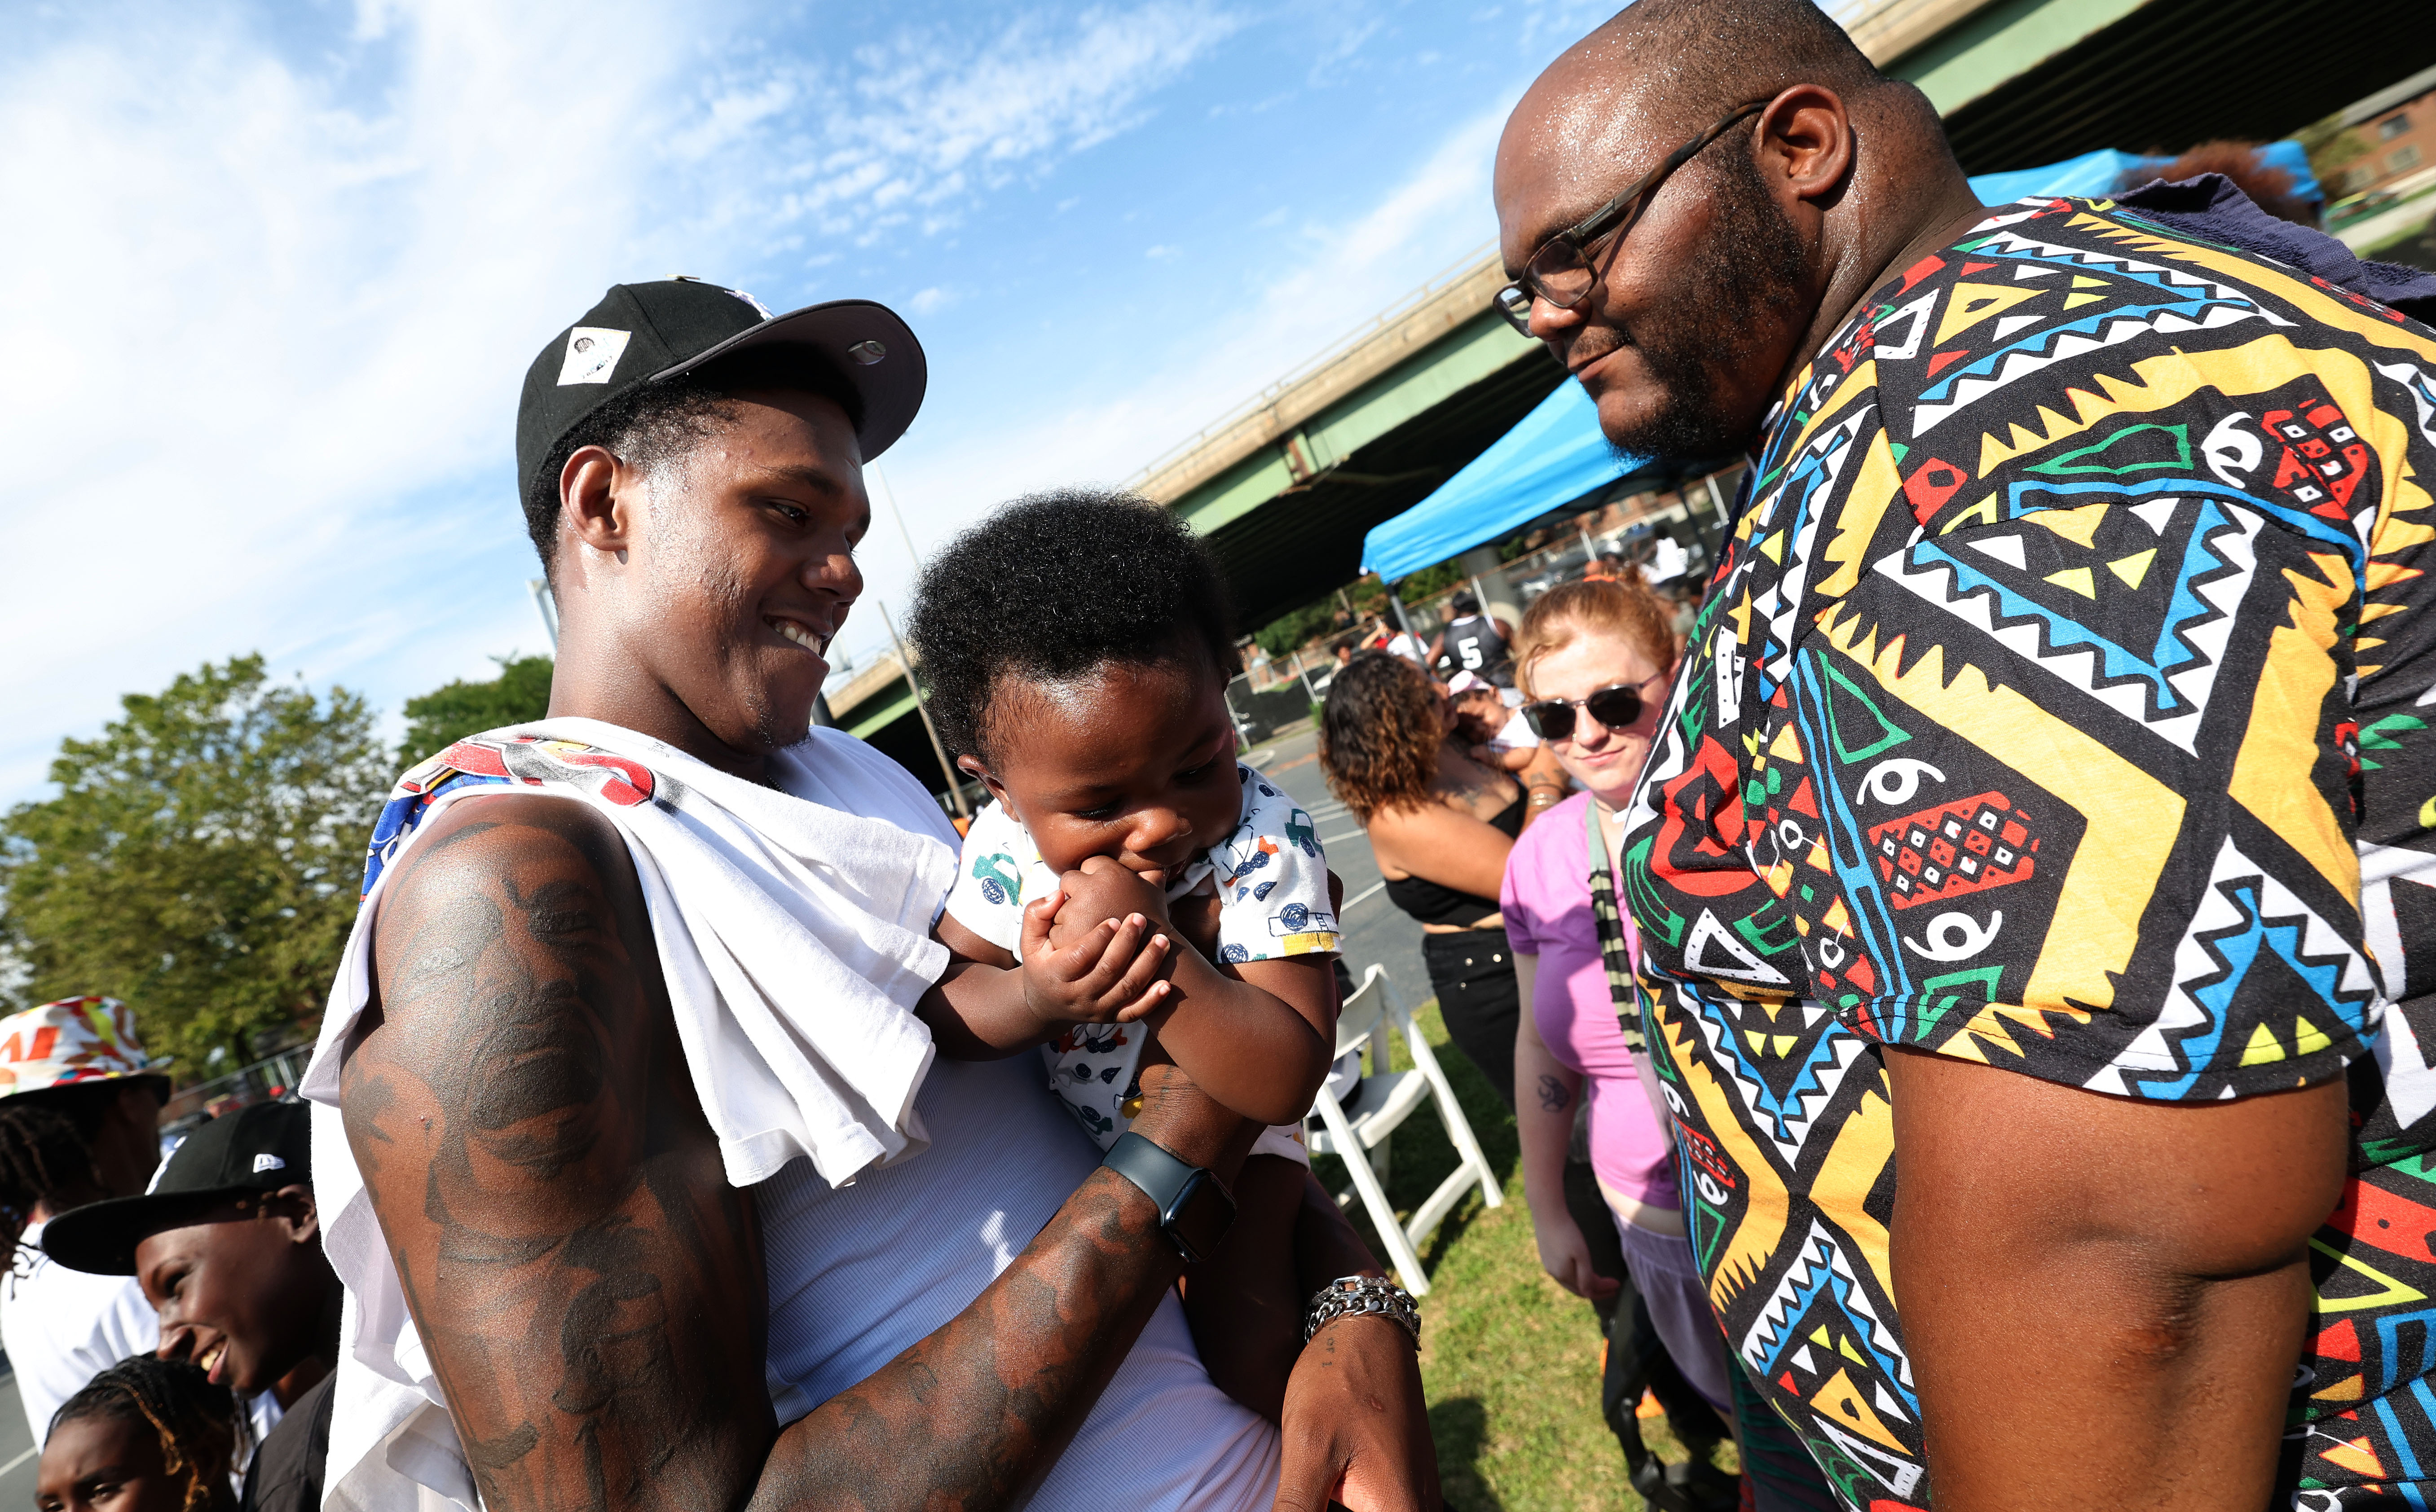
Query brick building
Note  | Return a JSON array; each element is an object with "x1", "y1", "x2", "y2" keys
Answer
[{"x1": 2330, "y1": 63, "x2": 2436, "y2": 197}]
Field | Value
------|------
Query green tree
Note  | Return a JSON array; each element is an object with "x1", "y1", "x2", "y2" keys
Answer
[
  {"x1": 2297, "y1": 110, "x2": 2373, "y2": 193},
  {"x1": 0, "y1": 655, "x2": 390, "y2": 1067},
  {"x1": 398, "y1": 654, "x2": 554, "y2": 767}
]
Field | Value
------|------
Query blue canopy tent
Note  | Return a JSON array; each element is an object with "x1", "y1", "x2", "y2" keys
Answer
[
  {"x1": 1359, "y1": 141, "x2": 2318, "y2": 584},
  {"x1": 1360, "y1": 380, "x2": 1649, "y2": 581}
]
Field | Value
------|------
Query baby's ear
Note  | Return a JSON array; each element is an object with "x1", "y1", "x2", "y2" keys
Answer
[{"x1": 957, "y1": 754, "x2": 1009, "y2": 806}]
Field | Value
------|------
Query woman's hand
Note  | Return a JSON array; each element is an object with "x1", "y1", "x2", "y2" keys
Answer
[{"x1": 1532, "y1": 1210, "x2": 1621, "y2": 1301}]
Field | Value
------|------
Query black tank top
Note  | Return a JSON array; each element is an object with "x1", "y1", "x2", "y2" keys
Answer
[
  {"x1": 1444, "y1": 614, "x2": 1511, "y2": 681},
  {"x1": 1382, "y1": 793, "x2": 1527, "y2": 927}
]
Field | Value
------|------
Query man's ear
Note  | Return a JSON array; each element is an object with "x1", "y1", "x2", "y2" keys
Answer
[
  {"x1": 560, "y1": 444, "x2": 636, "y2": 564},
  {"x1": 269, "y1": 1183, "x2": 319, "y2": 1245},
  {"x1": 1756, "y1": 84, "x2": 1855, "y2": 208}
]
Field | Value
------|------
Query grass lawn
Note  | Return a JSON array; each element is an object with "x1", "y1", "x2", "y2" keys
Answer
[{"x1": 1309, "y1": 999, "x2": 1727, "y2": 1510}]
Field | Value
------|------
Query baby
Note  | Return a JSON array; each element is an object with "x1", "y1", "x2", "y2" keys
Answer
[{"x1": 906, "y1": 489, "x2": 1342, "y2": 1417}]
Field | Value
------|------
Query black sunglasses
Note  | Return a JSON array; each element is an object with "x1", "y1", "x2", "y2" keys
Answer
[
  {"x1": 1496, "y1": 100, "x2": 1769, "y2": 335},
  {"x1": 1523, "y1": 680, "x2": 1661, "y2": 742}
]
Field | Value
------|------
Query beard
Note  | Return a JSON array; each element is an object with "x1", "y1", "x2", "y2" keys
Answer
[{"x1": 1602, "y1": 148, "x2": 1809, "y2": 461}]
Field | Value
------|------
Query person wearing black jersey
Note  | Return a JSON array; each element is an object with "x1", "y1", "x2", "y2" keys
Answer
[
  {"x1": 1426, "y1": 592, "x2": 1516, "y2": 688},
  {"x1": 1317, "y1": 651, "x2": 1526, "y2": 1108}
]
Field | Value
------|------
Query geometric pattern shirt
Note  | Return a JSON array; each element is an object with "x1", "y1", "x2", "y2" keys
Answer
[{"x1": 1617, "y1": 194, "x2": 2436, "y2": 1508}]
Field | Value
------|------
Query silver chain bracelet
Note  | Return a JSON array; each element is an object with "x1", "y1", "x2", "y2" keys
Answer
[{"x1": 1302, "y1": 1274, "x2": 1421, "y2": 1346}]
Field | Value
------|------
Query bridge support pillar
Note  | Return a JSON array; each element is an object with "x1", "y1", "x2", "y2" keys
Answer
[{"x1": 1456, "y1": 544, "x2": 1526, "y2": 635}]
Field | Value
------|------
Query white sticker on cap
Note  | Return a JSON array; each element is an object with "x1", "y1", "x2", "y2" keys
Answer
[
  {"x1": 558, "y1": 327, "x2": 632, "y2": 386},
  {"x1": 253, "y1": 1153, "x2": 286, "y2": 1174}
]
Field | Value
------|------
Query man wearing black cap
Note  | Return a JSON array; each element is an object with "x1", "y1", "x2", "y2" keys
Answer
[
  {"x1": 1427, "y1": 590, "x2": 1516, "y2": 687},
  {"x1": 304, "y1": 279, "x2": 1435, "y2": 1512},
  {"x1": 45, "y1": 1101, "x2": 339, "y2": 1512}
]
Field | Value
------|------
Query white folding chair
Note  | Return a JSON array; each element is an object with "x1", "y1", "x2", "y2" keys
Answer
[{"x1": 1304, "y1": 964, "x2": 1502, "y2": 1296}]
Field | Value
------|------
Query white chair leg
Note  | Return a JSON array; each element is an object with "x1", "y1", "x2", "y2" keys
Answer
[
  {"x1": 1313, "y1": 1086, "x2": 1432, "y2": 1297},
  {"x1": 1402, "y1": 1016, "x2": 1502, "y2": 1210}
]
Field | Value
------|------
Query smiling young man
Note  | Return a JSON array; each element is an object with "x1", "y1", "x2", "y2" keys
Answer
[
  {"x1": 1496, "y1": 1, "x2": 2436, "y2": 1508},
  {"x1": 297, "y1": 280, "x2": 1435, "y2": 1512},
  {"x1": 45, "y1": 1101, "x2": 339, "y2": 1512}
]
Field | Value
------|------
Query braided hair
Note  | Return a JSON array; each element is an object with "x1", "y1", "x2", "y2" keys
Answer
[
  {"x1": 0, "y1": 1099, "x2": 96, "y2": 1218},
  {"x1": 50, "y1": 1356, "x2": 239, "y2": 1512}
]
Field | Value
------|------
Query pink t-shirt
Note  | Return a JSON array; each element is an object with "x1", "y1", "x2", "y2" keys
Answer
[{"x1": 1499, "y1": 791, "x2": 1679, "y2": 1208}]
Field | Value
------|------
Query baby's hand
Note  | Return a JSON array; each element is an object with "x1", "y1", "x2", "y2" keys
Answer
[
  {"x1": 1017, "y1": 868, "x2": 1175, "y2": 1030},
  {"x1": 1052, "y1": 855, "x2": 1171, "y2": 938}
]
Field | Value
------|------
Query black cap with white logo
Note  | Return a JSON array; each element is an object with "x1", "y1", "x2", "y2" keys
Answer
[
  {"x1": 514, "y1": 278, "x2": 927, "y2": 505},
  {"x1": 44, "y1": 1100, "x2": 314, "y2": 1276}
]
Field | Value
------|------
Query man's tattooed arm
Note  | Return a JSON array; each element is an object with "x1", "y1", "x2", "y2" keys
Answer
[{"x1": 342, "y1": 795, "x2": 1247, "y2": 1512}]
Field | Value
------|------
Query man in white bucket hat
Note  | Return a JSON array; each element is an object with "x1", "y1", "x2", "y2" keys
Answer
[{"x1": 0, "y1": 996, "x2": 176, "y2": 1441}]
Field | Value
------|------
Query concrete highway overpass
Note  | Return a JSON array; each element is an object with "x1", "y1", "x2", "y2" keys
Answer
[{"x1": 833, "y1": 0, "x2": 2436, "y2": 802}]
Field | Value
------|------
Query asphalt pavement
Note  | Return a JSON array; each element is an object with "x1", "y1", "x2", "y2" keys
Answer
[
  {"x1": 1238, "y1": 721, "x2": 1433, "y2": 1013},
  {"x1": 0, "y1": 1368, "x2": 37, "y2": 1509}
]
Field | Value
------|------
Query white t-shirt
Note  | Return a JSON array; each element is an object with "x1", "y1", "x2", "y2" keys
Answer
[
  {"x1": 943, "y1": 764, "x2": 1336, "y2": 1155},
  {"x1": 1490, "y1": 707, "x2": 1541, "y2": 751},
  {"x1": 4, "y1": 1222, "x2": 158, "y2": 1442}
]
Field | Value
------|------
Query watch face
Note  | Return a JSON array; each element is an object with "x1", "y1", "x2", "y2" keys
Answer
[{"x1": 1166, "y1": 1168, "x2": 1237, "y2": 1265}]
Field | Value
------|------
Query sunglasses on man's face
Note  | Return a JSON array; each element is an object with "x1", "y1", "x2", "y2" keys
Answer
[{"x1": 1523, "y1": 681, "x2": 1659, "y2": 742}]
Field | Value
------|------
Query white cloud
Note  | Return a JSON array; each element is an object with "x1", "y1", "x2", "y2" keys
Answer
[
  {"x1": 687, "y1": 2, "x2": 1243, "y2": 243},
  {"x1": 0, "y1": 0, "x2": 1248, "y2": 807},
  {"x1": 856, "y1": 102, "x2": 1513, "y2": 658},
  {"x1": 0, "y1": 0, "x2": 700, "y2": 801}
]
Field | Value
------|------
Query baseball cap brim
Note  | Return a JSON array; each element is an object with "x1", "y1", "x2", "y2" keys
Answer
[
  {"x1": 44, "y1": 1187, "x2": 259, "y2": 1276},
  {"x1": 658, "y1": 298, "x2": 926, "y2": 464}
]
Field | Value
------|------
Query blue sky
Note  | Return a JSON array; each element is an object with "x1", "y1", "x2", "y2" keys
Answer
[{"x1": 0, "y1": 0, "x2": 1636, "y2": 805}]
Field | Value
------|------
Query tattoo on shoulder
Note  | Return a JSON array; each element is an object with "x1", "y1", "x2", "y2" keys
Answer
[{"x1": 340, "y1": 803, "x2": 768, "y2": 1512}]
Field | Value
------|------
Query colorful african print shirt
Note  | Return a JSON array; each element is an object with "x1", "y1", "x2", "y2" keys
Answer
[
  {"x1": 1617, "y1": 194, "x2": 2436, "y2": 1508},
  {"x1": 943, "y1": 762, "x2": 1339, "y2": 1149}
]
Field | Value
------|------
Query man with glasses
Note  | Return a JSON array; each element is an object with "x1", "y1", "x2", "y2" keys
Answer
[{"x1": 1497, "y1": 1, "x2": 2436, "y2": 1508}]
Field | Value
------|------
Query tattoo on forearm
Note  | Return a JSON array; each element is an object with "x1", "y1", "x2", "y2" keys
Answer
[{"x1": 1537, "y1": 1074, "x2": 1572, "y2": 1113}]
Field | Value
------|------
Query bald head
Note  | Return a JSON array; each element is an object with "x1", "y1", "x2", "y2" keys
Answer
[
  {"x1": 1502, "y1": 0, "x2": 1918, "y2": 240},
  {"x1": 1493, "y1": 0, "x2": 1978, "y2": 459}
]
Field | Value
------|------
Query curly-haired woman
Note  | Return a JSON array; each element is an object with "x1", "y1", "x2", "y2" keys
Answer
[{"x1": 1318, "y1": 652, "x2": 1530, "y2": 1107}]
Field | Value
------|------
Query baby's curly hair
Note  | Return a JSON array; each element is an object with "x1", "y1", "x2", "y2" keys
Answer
[
  {"x1": 50, "y1": 1355, "x2": 238, "y2": 1512},
  {"x1": 906, "y1": 490, "x2": 1238, "y2": 762}
]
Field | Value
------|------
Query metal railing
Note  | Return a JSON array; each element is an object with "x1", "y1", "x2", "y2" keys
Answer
[{"x1": 162, "y1": 1042, "x2": 315, "y2": 1123}]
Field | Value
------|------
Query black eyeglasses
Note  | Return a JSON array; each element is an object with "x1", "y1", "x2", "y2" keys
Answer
[
  {"x1": 1496, "y1": 101, "x2": 1769, "y2": 335},
  {"x1": 1523, "y1": 677, "x2": 1666, "y2": 742}
]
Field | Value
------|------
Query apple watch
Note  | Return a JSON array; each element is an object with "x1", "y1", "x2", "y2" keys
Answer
[{"x1": 1101, "y1": 1131, "x2": 1236, "y2": 1264}]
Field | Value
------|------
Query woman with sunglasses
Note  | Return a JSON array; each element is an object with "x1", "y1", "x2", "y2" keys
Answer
[
  {"x1": 1317, "y1": 653, "x2": 1532, "y2": 1112},
  {"x1": 1499, "y1": 578, "x2": 1748, "y2": 1508}
]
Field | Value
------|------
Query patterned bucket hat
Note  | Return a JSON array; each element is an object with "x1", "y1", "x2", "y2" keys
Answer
[{"x1": 0, "y1": 997, "x2": 173, "y2": 1098}]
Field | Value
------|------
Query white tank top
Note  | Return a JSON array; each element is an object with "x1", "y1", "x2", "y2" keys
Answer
[
  {"x1": 758, "y1": 1053, "x2": 1277, "y2": 1509},
  {"x1": 309, "y1": 730, "x2": 1275, "y2": 1511}
]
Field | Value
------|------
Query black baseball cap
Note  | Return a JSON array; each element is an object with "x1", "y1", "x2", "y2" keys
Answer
[
  {"x1": 44, "y1": 1100, "x2": 313, "y2": 1276},
  {"x1": 515, "y1": 277, "x2": 927, "y2": 505}
]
